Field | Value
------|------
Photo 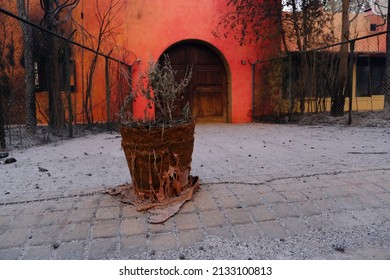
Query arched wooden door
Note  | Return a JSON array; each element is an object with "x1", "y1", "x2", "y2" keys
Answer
[{"x1": 161, "y1": 42, "x2": 228, "y2": 123}]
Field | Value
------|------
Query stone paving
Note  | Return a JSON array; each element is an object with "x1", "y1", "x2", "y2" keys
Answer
[{"x1": 0, "y1": 124, "x2": 389, "y2": 259}]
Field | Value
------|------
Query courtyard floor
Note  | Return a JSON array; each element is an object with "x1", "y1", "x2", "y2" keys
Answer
[{"x1": 0, "y1": 123, "x2": 390, "y2": 259}]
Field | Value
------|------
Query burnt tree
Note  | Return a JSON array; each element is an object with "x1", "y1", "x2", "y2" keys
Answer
[
  {"x1": 39, "y1": 0, "x2": 79, "y2": 129},
  {"x1": 17, "y1": 0, "x2": 37, "y2": 133}
]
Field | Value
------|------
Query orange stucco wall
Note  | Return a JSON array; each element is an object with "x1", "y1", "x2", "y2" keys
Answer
[
  {"x1": 14, "y1": 0, "x2": 279, "y2": 124},
  {"x1": 80, "y1": 0, "x2": 279, "y2": 123}
]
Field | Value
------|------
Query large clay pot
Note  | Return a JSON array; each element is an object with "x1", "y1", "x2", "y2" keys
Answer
[{"x1": 120, "y1": 121, "x2": 195, "y2": 202}]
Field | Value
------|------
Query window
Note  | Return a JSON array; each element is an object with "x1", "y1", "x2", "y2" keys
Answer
[{"x1": 356, "y1": 56, "x2": 385, "y2": 97}]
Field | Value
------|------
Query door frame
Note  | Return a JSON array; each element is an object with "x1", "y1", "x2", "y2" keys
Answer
[{"x1": 159, "y1": 39, "x2": 232, "y2": 123}]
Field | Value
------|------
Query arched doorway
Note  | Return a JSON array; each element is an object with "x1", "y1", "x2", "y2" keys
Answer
[{"x1": 160, "y1": 41, "x2": 228, "y2": 123}]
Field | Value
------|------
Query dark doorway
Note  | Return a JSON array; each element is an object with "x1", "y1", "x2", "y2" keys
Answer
[{"x1": 161, "y1": 42, "x2": 228, "y2": 122}]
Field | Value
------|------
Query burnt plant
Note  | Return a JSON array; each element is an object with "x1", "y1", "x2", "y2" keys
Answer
[{"x1": 120, "y1": 54, "x2": 192, "y2": 125}]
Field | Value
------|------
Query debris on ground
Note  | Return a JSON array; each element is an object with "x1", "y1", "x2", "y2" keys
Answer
[{"x1": 105, "y1": 176, "x2": 200, "y2": 224}]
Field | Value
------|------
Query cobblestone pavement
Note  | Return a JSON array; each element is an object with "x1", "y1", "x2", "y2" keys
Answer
[{"x1": 0, "y1": 124, "x2": 389, "y2": 259}]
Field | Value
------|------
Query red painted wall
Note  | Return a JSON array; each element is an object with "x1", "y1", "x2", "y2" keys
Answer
[
  {"x1": 117, "y1": 0, "x2": 279, "y2": 123},
  {"x1": 28, "y1": 0, "x2": 280, "y2": 124}
]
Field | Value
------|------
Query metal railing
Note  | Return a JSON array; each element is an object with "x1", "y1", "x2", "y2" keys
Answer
[
  {"x1": 252, "y1": 30, "x2": 390, "y2": 125},
  {"x1": 0, "y1": 7, "x2": 133, "y2": 149}
]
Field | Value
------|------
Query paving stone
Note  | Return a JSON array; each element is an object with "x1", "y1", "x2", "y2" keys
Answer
[
  {"x1": 280, "y1": 191, "x2": 308, "y2": 202},
  {"x1": 267, "y1": 180, "x2": 296, "y2": 192},
  {"x1": 0, "y1": 205, "x2": 22, "y2": 216},
  {"x1": 206, "y1": 226, "x2": 234, "y2": 239},
  {"x1": 290, "y1": 201, "x2": 322, "y2": 217},
  {"x1": 352, "y1": 210, "x2": 386, "y2": 226},
  {"x1": 48, "y1": 200, "x2": 76, "y2": 212},
  {"x1": 259, "y1": 192, "x2": 286, "y2": 204},
  {"x1": 11, "y1": 213, "x2": 41, "y2": 228},
  {"x1": 92, "y1": 220, "x2": 119, "y2": 239},
  {"x1": 20, "y1": 204, "x2": 48, "y2": 215},
  {"x1": 22, "y1": 245, "x2": 53, "y2": 260},
  {"x1": 54, "y1": 241, "x2": 86, "y2": 260},
  {"x1": 339, "y1": 176, "x2": 367, "y2": 186},
  {"x1": 88, "y1": 237, "x2": 118, "y2": 260},
  {"x1": 193, "y1": 188, "x2": 215, "y2": 201},
  {"x1": 61, "y1": 222, "x2": 90, "y2": 241},
  {"x1": 120, "y1": 236, "x2": 148, "y2": 257},
  {"x1": 0, "y1": 215, "x2": 13, "y2": 231},
  {"x1": 363, "y1": 183, "x2": 388, "y2": 194},
  {"x1": 283, "y1": 178, "x2": 316, "y2": 191},
  {"x1": 228, "y1": 184, "x2": 251, "y2": 196},
  {"x1": 334, "y1": 196, "x2": 365, "y2": 211},
  {"x1": 379, "y1": 183, "x2": 390, "y2": 192},
  {"x1": 350, "y1": 247, "x2": 390, "y2": 260},
  {"x1": 321, "y1": 186, "x2": 349, "y2": 198},
  {"x1": 150, "y1": 233, "x2": 177, "y2": 251},
  {"x1": 376, "y1": 208, "x2": 390, "y2": 220},
  {"x1": 252, "y1": 185, "x2": 274, "y2": 194},
  {"x1": 224, "y1": 208, "x2": 252, "y2": 225},
  {"x1": 175, "y1": 213, "x2": 201, "y2": 231},
  {"x1": 313, "y1": 198, "x2": 342, "y2": 213},
  {"x1": 200, "y1": 210, "x2": 226, "y2": 228},
  {"x1": 300, "y1": 188, "x2": 328, "y2": 200},
  {"x1": 99, "y1": 196, "x2": 120, "y2": 207},
  {"x1": 248, "y1": 205, "x2": 277, "y2": 222},
  {"x1": 121, "y1": 218, "x2": 147, "y2": 236},
  {"x1": 329, "y1": 212, "x2": 362, "y2": 227},
  {"x1": 355, "y1": 193, "x2": 384, "y2": 209},
  {"x1": 305, "y1": 214, "x2": 335, "y2": 231},
  {"x1": 30, "y1": 225, "x2": 60, "y2": 246},
  {"x1": 232, "y1": 224, "x2": 261, "y2": 241},
  {"x1": 270, "y1": 203, "x2": 299, "y2": 219},
  {"x1": 68, "y1": 208, "x2": 96, "y2": 223},
  {"x1": 208, "y1": 185, "x2": 230, "y2": 196},
  {"x1": 236, "y1": 193, "x2": 262, "y2": 207},
  {"x1": 40, "y1": 210, "x2": 69, "y2": 226},
  {"x1": 214, "y1": 193, "x2": 241, "y2": 209},
  {"x1": 149, "y1": 218, "x2": 175, "y2": 234},
  {"x1": 180, "y1": 201, "x2": 197, "y2": 213},
  {"x1": 339, "y1": 185, "x2": 364, "y2": 197},
  {"x1": 178, "y1": 230, "x2": 204, "y2": 247},
  {"x1": 193, "y1": 197, "x2": 219, "y2": 211},
  {"x1": 0, "y1": 228, "x2": 30, "y2": 249},
  {"x1": 95, "y1": 206, "x2": 120, "y2": 220},
  {"x1": 74, "y1": 197, "x2": 101, "y2": 209},
  {"x1": 122, "y1": 205, "x2": 141, "y2": 218},
  {"x1": 281, "y1": 217, "x2": 309, "y2": 236},
  {"x1": 258, "y1": 220, "x2": 288, "y2": 239},
  {"x1": 0, "y1": 248, "x2": 21, "y2": 260},
  {"x1": 376, "y1": 192, "x2": 390, "y2": 204}
]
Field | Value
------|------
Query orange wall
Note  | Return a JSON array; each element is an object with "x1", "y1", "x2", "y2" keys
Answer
[
  {"x1": 118, "y1": 0, "x2": 268, "y2": 123},
  {"x1": 27, "y1": 0, "x2": 279, "y2": 124},
  {"x1": 87, "y1": 0, "x2": 279, "y2": 123}
]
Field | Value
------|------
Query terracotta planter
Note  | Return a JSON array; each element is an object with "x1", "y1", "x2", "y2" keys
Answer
[{"x1": 120, "y1": 121, "x2": 195, "y2": 202}]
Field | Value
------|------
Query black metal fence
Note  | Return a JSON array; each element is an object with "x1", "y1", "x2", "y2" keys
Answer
[
  {"x1": 252, "y1": 31, "x2": 390, "y2": 126},
  {"x1": 0, "y1": 7, "x2": 133, "y2": 150}
]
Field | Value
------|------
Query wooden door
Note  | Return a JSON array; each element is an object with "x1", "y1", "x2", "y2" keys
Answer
[{"x1": 162, "y1": 42, "x2": 227, "y2": 122}]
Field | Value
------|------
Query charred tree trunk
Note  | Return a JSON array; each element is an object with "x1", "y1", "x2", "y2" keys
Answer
[
  {"x1": 84, "y1": 53, "x2": 98, "y2": 126},
  {"x1": 331, "y1": 0, "x2": 350, "y2": 117},
  {"x1": 384, "y1": 0, "x2": 390, "y2": 118},
  {"x1": 40, "y1": 0, "x2": 66, "y2": 130},
  {"x1": 46, "y1": 34, "x2": 65, "y2": 129},
  {"x1": 17, "y1": 0, "x2": 37, "y2": 133}
]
